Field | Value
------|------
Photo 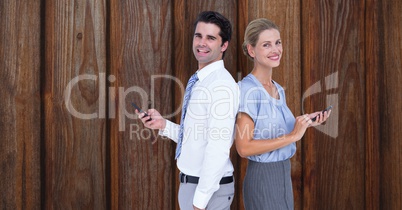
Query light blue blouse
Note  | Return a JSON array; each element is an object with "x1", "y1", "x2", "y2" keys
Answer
[{"x1": 238, "y1": 74, "x2": 296, "y2": 162}]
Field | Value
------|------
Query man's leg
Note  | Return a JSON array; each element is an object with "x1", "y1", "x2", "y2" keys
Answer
[
  {"x1": 206, "y1": 182, "x2": 235, "y2": 210},
  {"x1": 178, "y1": 182, "x2": 197, "y2": 210},
  {"x1": 178, "y1": 181, "x2": 235, "y2": 210}
]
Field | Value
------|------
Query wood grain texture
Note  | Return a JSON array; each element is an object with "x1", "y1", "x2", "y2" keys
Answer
[
  {"x1": 235, "y1": 1, "x2": 249, "y2": 209},
  {"x1": 365, "y1": 0, "x2": 380, "y2": 209},
  {"x1": 43, "y1": 0, "x2": 107, "y2": 209},
  {"x1": 379, "y1": 0, "x2": 402, "y2": 209},
  {"x1": 302, "y1": 0, "x2": 366, "y2": 209},
  {"x1": 109, "y1": 0, "x2": 174, "y2": 209},
  {"x1": 0, "y1": 0, "x2": 42, "y2": 209}
]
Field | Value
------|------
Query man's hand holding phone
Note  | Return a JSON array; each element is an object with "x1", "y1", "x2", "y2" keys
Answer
[{"x1": 132, "y1": 103, "x2": 166, "y2": 130}]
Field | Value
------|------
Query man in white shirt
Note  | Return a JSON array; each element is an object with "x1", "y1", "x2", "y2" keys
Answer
[{"x1": 136, "y1": 11, "x2": 239, "y2": 210}]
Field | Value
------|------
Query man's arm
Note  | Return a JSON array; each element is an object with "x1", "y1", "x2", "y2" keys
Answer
[
  {"x1": 136, "y1": 108, "x2": 180, "y2": 142},
  {"x1": 158, "y1": 120, "x2": 180, "y2": 143},
  {"x1": 192, "y1": 81, "x2": 239, "y2": 209}
]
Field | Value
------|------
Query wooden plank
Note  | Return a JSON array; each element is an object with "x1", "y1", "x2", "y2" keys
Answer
[
  {"x1": 109, "y1": 1, "x2": 174, "y2": 209},
  {"x1": 365, "y1": 0, "x2": 380, "y2": 209},
  {"x1": 236, "y1": 2, "x2": 249, "y2": 209},
  {"x1": 0, "y1": 0, "x2": 42, "y2": 209},
  {"x1": 302, "y1": 0, "x2": 366, "y2": 209},
  {"x1": 43, "y1": 0, "x2": 107, "y2": 208},
  {"x1": 238, "y1": 0, "x2": 302, "y2": 209},
  {"x1": 236, "y1": 1, "x2": 249, "y2": 209},
  {"x1": 172, "y1": 1, "x2": 186, "y2": 209},
  {"x1": 379, "y1": 0, "x2": 402, "y2": 209},
  {"x1": 172, "y1": 2, "x2": 239, "y2": 209}
]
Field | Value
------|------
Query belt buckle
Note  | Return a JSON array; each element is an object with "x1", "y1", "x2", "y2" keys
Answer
[{"x1": 181, "y1": 173, "x2": 188, "y2": 183}]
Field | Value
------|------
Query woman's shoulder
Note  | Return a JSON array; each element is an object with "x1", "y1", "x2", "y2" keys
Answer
[{"x1": 238, "y1": 74, "x2": 258, "y2": 89}]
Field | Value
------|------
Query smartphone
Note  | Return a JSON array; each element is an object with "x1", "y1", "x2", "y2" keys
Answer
[
  {"x1": 131, "y1": 102, "x2": 152, "y2": 121},
  {"x1": 311, "y1": 105, "x2": 332, "y2": 122}
]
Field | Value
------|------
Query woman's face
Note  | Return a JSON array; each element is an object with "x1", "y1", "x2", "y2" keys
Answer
[{"x1": 249, "y1": 29, "x2": 282, "y2": 69}]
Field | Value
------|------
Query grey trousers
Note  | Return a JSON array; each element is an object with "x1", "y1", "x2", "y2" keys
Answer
[{"x1": 178, "y1": 181, "x2": 234, "y2": 210}]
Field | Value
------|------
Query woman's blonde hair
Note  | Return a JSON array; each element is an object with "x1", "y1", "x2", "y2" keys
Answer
[{"x1": 242, "y1": 18, "x2": 280, "y2": 60}]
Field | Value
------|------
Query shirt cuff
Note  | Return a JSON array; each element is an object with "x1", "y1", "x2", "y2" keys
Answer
[
  {"x1": 193, "y1": 190, "x2": 213, "y2": 209},
  {"x1": 158, "y1": 120, "x2": 179, "y2": 143},
  {"x1": 158, "y1": 128, "x2": 165, "y2": 136}
]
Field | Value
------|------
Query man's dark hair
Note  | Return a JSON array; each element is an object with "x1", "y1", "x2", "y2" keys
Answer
[{"x1": 194, "y1": 11, "x2": 232, "y2": 58}]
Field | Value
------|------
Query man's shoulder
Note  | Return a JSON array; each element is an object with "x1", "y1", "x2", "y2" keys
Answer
[{"x1": 206, "y1": 67, "x2": 237, "y2": 84}]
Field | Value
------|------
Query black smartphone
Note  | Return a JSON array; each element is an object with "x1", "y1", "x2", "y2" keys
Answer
[
  {"x1": 311, "y1": 105, "x2": 332, "y2": 122},
  {"x1": 131, "y1": 102, "x2": 152, "y2": 121}
]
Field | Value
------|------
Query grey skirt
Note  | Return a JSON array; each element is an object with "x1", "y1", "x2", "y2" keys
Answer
[{"x1": 243, "y1": 159, "x2": 294, "y2": 210}]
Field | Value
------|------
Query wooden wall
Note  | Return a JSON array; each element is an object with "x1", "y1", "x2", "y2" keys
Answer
[
  {"x1": 378, "y1": 0, "x2": 402, "y2": 209},
  {"x1": 302, "y1": 0, "x2": 367, "y2": 209},
  {"x1": 1, "y1": 0, "x2": 401, "y2": 209},
  {"x1": 0, "y1": 0, "x2": 41, "y2": 209}
]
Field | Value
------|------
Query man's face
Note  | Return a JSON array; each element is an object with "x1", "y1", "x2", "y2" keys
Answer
[{"x1": 192, "y1": 22, "x2": 228, "y2": 70}]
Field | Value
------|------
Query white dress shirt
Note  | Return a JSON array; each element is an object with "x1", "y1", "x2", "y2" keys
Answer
[{"x1": 159, "y1": 60, "x2": 239, "y2": 208}]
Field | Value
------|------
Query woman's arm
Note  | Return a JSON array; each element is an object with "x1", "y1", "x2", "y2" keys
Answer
[{"x1": 235, "y1": 112, "x2": 314, "y2": 157}]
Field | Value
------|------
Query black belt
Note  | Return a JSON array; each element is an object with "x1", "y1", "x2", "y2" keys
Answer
[{"x1": 179, "y1": 173, "x2": 233, "y2": 185}]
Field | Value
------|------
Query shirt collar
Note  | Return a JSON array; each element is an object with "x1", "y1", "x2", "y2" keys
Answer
[{"x1": 196, "y1": 60, "x2": 224, "y2": 82}]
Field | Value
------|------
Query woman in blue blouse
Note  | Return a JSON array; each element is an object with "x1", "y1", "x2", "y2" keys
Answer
[{"x1": 235, "y1": 18, "x2": 331, "y2": 209}]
